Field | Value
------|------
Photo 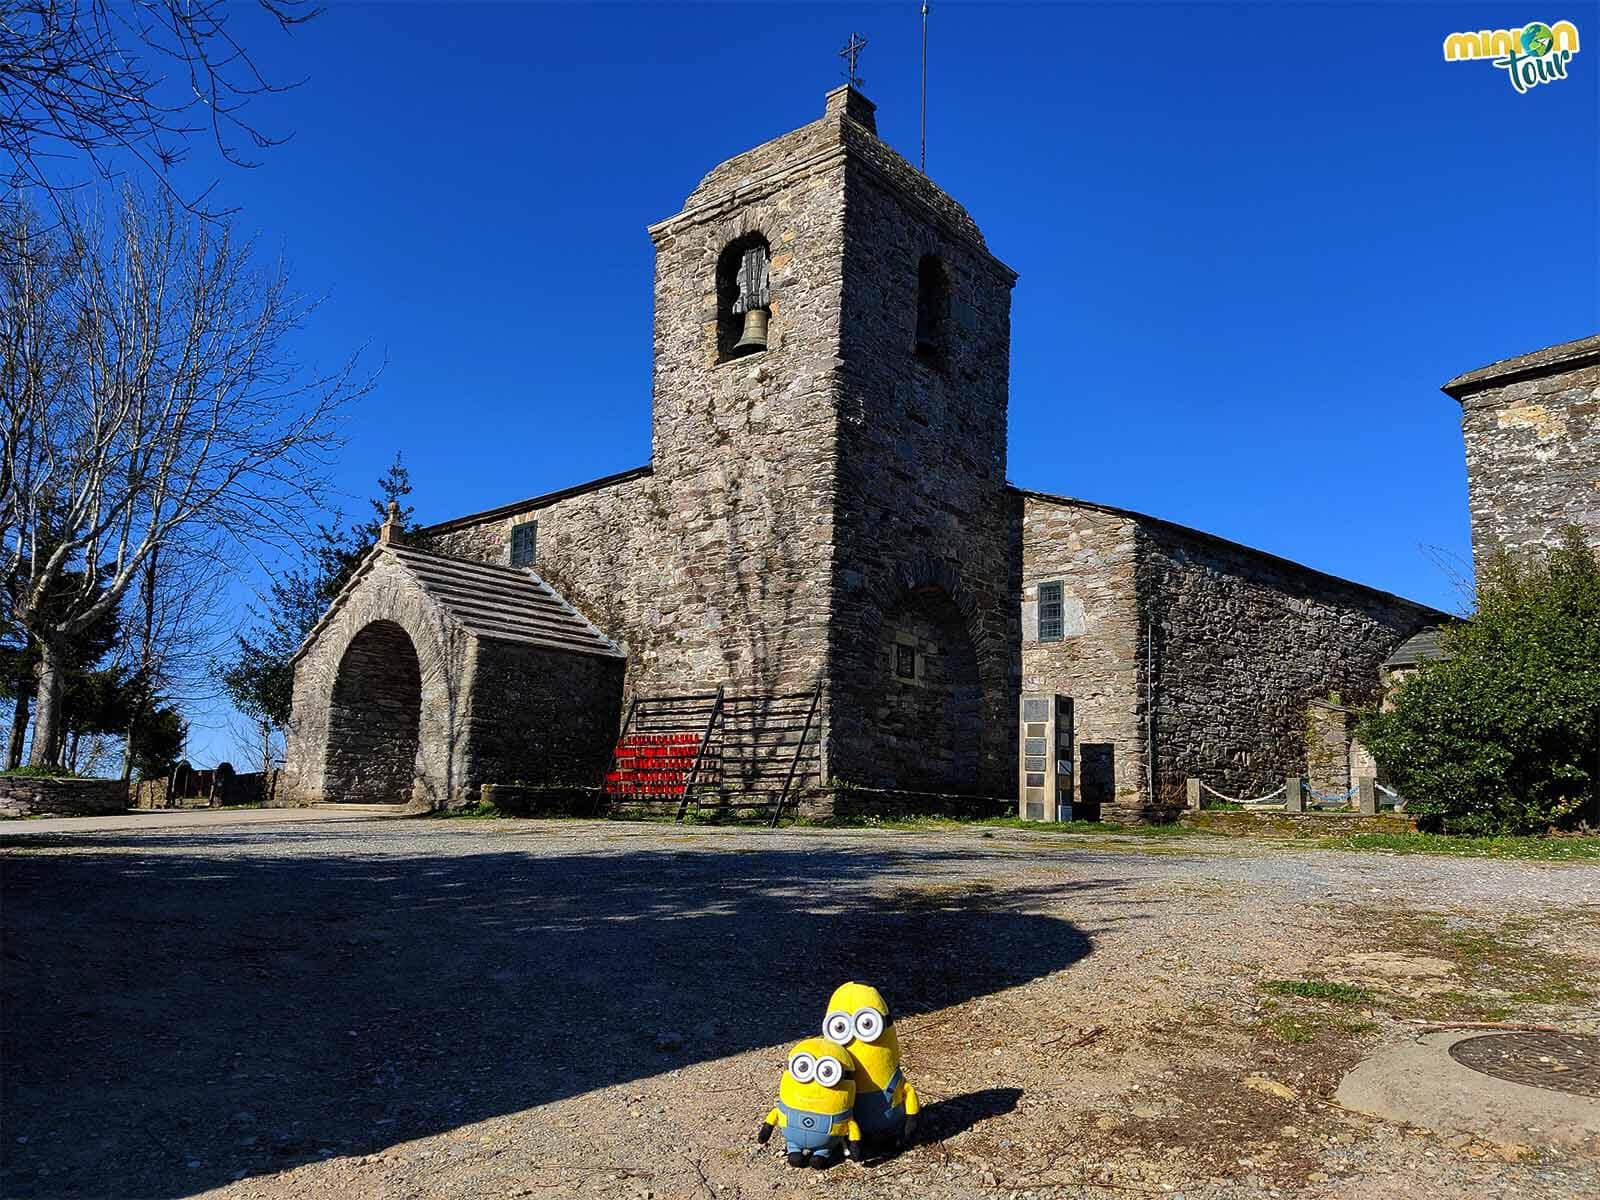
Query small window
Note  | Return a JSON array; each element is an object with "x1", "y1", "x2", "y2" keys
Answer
[
  {"x1": 1038, "y1": 581, "x2": 1064, "y2": 642},
  {"x1": 915, "y1": 255, "x2": 949, "y2": 362},
  {"x1": 895, "y1": 643, "x2": 916, "y2": 680},
  {"x1": 509, "y1": 520, "x2": 537, "y2": 567}
]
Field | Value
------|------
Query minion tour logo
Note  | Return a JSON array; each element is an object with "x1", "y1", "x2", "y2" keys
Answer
[{"x1": 1443, "y1": 20, "x2": 1581, "y2": 92}]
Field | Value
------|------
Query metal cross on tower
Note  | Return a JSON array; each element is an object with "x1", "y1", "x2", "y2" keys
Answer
[{"x1": 839, "y1": 32, "x2": 868, "y2": 90}]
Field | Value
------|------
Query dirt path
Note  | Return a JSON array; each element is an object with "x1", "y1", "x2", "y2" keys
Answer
[{"x1": 2, "y1": 819, "x2": 1596, "y2": 1199}]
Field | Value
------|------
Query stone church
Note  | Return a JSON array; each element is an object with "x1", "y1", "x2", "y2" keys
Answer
[{"x1": 281, "y1": 86, "x2": 1444, "y2": 822}]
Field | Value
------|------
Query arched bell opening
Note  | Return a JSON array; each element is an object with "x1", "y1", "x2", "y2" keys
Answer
[
  {"x1": 914, "y1": 254, "x2": 950, "y2": 366},
  {"x1": 716, "y1": 233, "x2": 772, "y2": 361},
  {"x1": 324, "y1": 620, "x2": 423, "y2": 804}
]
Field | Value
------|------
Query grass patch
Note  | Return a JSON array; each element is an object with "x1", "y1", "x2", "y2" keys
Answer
[
  {"x1": 806, "y1": 813, "x2": 1195, "y2": 837},
  {"x1": 1318, "y1": 831, "x2": 1600, "y2": 861},
  {"x1": 1260, "y1": 978, "x2": 1374, "y2": 1005},
  {"x1": 1263, "y1": 1014, "x2": 1317, "y2": 1044}
]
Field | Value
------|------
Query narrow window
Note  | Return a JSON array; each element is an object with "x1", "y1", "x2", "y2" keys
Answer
[
  {"x1": 915, "y1": 255, "x2": 949, "y2": 362},
  {"x1": 717, "y1": 234, "x2": 771, "y2": 361},
  {"x1": 896, "y1": 643, "x2": 917, "y2": 680},
  {"x1": 509, "y1": 520, "x2": 538, "y2": 567},
  {"x1": 1038, "y1": 581, "x2": 1064, "y2": 642}
]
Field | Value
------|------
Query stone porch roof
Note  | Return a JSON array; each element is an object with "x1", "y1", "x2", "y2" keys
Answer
[
  {"x1": 291, "y1": 543, "x2": 624, "y2": 664},
  {"x1": 1442, "y1": 332, "x2": 1600, "y2": 398},
  {"x1": 1381, "y1": 625, "x2": 1452, "y2": 670}
]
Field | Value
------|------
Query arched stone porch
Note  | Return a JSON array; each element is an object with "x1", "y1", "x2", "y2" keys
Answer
[{"x1": 279, "y1": 540, "x2": 624, "y2": 810}]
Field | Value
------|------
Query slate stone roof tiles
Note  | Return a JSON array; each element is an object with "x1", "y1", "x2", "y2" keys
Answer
[{"x1": 385, "y1": 545, "x2": 624, "y2": 659}]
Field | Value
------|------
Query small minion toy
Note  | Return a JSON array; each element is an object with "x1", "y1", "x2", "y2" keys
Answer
[
  {"x1": 822, "y1": 981, "x2": 920, "y2": 1145},
  {"x1": 758, "y1": 1038, "x2": 862, "y2": 1168}
]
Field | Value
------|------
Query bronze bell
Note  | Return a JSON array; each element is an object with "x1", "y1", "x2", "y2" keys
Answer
[{"x1": 732, "y1": 308, "x2": 769, "y2": 356}]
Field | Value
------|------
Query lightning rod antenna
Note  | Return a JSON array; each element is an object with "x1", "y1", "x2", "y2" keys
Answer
[{"x1": 920, "y1": 2, "x2": 929, "y2": 172}]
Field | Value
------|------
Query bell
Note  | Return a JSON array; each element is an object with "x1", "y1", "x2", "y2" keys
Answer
[{"x1": 732, "y1": 308, "x2": 769, "y2": 356}]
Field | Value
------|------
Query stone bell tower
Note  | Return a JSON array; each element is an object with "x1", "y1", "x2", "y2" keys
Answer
[{"x1": 645, "y1": 86, "x2": 1016, "y2": 795}]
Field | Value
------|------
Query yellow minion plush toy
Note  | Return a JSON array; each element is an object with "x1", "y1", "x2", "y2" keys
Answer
[
  {"x1": 758, "y1": 1038, "x2": 862, "y2": 1168},
  {"x1": 822, "y1": 981, "x2": 920, "y2": 1145}
]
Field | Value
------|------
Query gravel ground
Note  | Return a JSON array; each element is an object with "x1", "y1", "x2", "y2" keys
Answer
[{"x1": 2, "y1": 816, "x2": 1597, "y2": 1200}]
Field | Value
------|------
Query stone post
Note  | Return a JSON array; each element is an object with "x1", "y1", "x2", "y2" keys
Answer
[
  {"x1": 1185, "y1": 778, "x2": 1202, "y2": 811},
  {"x1": 1285, "y1": 775, "x2": 1305, "y2": 813},
  {"x1": 1357, "y1": 776, "x2": 1377, "y2": 816},
  {"x1": 379, "y1": 500, "x2": 404, "y2": 546}
]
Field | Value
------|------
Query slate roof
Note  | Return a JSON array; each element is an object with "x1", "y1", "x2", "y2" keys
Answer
[
  {"x1": 1014, "y1": 486, "x2": 1454, "y2": 621},
  {"x1": 418, "y1": 465, "x2": 651, "y2": 537},
  {"x1": 292, "y1": 543, "x2": 623, "y2": 663},
  {"x1": 1442, "y1": 332, "x2": 1600, "y2": 398},
  {"x1": 1382, "y1": 626, "x2": 1451, "y2": 669},
  {"x1": 386, "y1": 545, "x2": 624, "y2": 658}
]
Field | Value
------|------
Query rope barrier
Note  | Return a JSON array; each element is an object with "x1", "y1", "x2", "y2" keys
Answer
[
  {"x1": 1196, "y1": 778, "x2": 1408, "y2": 815},
  {"x1": 1198, "y1": 781, "x2": 1288, "y2": 806}
]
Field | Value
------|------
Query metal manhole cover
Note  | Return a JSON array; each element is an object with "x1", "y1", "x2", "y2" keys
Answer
[{"x1": 1448, "y1": 1031, "x2": 1600, "y2": 1099}]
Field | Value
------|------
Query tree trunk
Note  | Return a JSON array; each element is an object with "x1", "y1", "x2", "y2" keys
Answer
[
  {"x1": 27, "y1": 637, "x2": 67, "y2": 767},
  {"x1": 67, "y1": 729, "x2": 82, "y2": 773},
  {"x1": 260, "y1": 716, "x2": 272, "y2": 776},
  {"x1": 5, "y1": 689, "x2": 27, "y2": 769},
  {"x1": 120, "y1": 692, "x2": 148, "y2": 783},
  {"x1": 123, "y1": 549, "x2": 160, "y2": 783}
]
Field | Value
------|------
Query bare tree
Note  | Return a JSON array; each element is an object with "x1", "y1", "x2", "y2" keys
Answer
[
  {"x1": 0, "y1": 189, "x2": 367, "y2": 766},
  {"x1": 0, "y1": 1, "x2": 317, "y2": 215},
  {"x1": 113, "y1": 529, "x2": 229, "y2": 779}
]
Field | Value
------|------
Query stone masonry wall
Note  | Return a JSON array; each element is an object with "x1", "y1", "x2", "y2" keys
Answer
[
  {"x1": 1137, "y1": 521, "x2": 1443, "y2": 808},
  {"x1": 463, "y1": 640, "x2": 624, "y2": 791},
  {"x1": 1015, "y1": 495, "x2": 1146, "y2": 821},
  {"x1": 1454, "y1": 348, "x2": 1600, "y2": 572},
  {"x1": 827, "y1": 107, "x2": 1019, "y2": 797},
  {"x1": 0, "y1": 776, "x2": 128, "y2": 817}
]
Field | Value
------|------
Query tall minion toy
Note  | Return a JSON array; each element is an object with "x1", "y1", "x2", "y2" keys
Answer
[
  {"x1": 822, "y1": 981, "x2": 920, "y2": 1145},
  {"x1": 758, "y1": 1038, "x2": 862, "y2": 1168}
]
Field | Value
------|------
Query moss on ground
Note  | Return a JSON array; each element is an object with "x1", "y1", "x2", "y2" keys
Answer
[
  {"x1": 1319, "y1": 831, "x2": 1600, "y2": 862},
  {"x1": 1356, "y1": 908, "x2": 1598, "y2": 1023}
]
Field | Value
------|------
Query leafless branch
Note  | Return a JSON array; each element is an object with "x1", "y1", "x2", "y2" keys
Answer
[
  {"x1": 0, "y1": 1, "x2": 317, "y2": 219},
  {"x1": 0, "y1": 187, "x2": 372, "y2": 764}
]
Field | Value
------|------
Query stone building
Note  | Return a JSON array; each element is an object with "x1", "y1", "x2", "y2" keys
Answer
[
  {"x1": 1444, "y1": 332, "x2": 1600, "y2": 576},
  {"x1": 281, "y1": 86, "x2": 1443, "y2": 821}
]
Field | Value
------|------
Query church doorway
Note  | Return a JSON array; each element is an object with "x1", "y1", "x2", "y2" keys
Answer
[
  {"x1": 324, "y1": 620, "x2": 423, "y2": 804},
  {"x1": 875, "y1": 585, "x2": 982, "y2": 793}
]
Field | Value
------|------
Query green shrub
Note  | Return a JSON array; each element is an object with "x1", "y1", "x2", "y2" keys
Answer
[
  {"x1": 0, "y1": 764, "x2": 83, "y2": 779},
  {"x1": 1358, "y1": 528, "x2": 1600, "y2": 835}
]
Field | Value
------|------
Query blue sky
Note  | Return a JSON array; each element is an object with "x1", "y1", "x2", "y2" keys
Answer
[{"x1": 172, "y1": 1, "x2": 1598, "y2": 763}]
